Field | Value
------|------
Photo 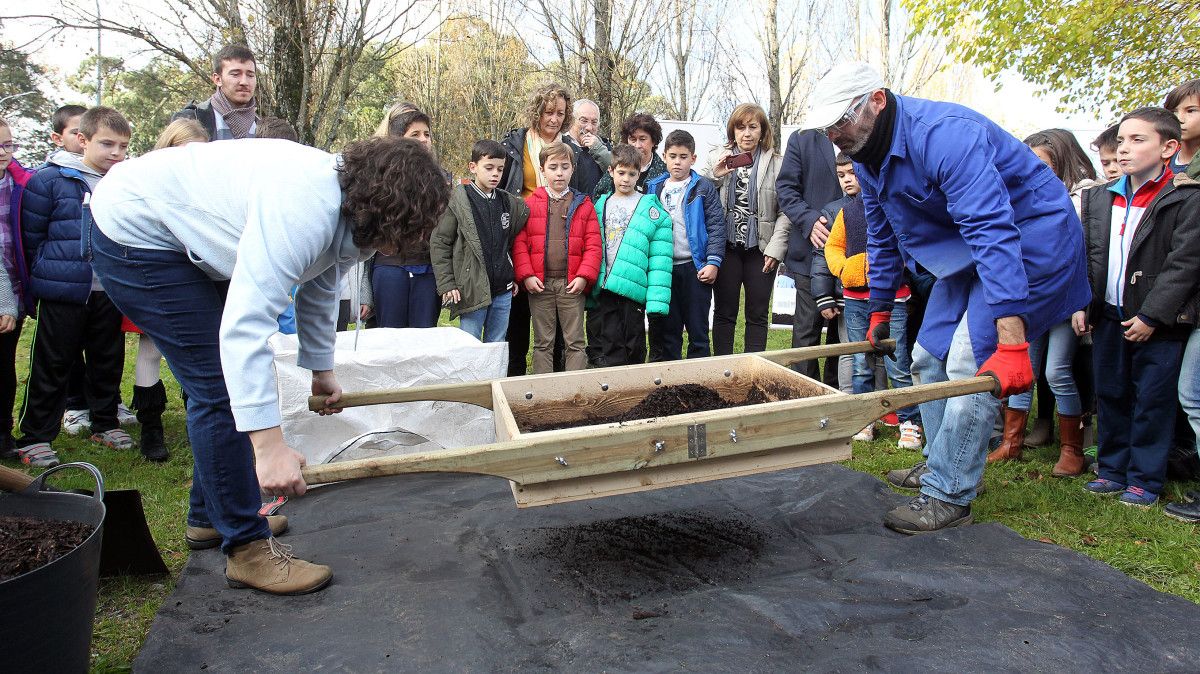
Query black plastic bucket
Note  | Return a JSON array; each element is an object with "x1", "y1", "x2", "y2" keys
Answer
[{"x1": 0, "y1": 463, "x2": 106, "y2": 674}]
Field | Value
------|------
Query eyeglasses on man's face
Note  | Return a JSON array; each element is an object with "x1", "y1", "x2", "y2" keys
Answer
[{"x1": 821, "y1": 94, "x2": 871, "y2": 134}]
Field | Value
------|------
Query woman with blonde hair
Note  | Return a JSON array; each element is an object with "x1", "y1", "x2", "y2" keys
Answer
[
  {"x1": 154, "y1": 118, "x2": 208, "y2": 150},
  {"x1": 498, "y1": 82, "x2": 587, "y2": 199},
  {"x1": 498, "y1": 82, "x2": 588, "y2": 375},
  {"x1": 703, "y1": 103, "x2": 793, "y2": 354}
]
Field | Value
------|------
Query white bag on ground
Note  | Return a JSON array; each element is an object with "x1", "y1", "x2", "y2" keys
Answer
[{"x1": 271, "y1": 327, "x2": 506, "y2": 465}]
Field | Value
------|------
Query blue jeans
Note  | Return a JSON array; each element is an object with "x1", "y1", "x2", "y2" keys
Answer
[
  {"x1": 658, "y1": 263, "x2": 713, "y2": 360},
  {"x1": 912, "y1": 316, "x2": 1002, "y2": 506},
  {"x1": 1008, "y1": 319, "x2": 1081, "y2": 415},
  {"x1": 1182, "y1": 328, "x2": 1200, "y2": 457},
  {"x1": 1093, "y1": 310, "x2": 1184, "y2": 494},
  {"x1": 843, "y1": 298, "x2": 919, "y2": 422},
  {"x1": 458, "y1": 291, "x2": 512, "y2": 343},
  {"x1": 87, "y1": 222, "x2": 271, "y2": 553},
  {"x1": 372, "y1": 265, "x2": 440, "y2": 328}
]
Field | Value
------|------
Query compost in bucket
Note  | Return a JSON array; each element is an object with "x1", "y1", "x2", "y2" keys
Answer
[{"x1": 0, "y1": 515, "x2": 94, "y2": 580}]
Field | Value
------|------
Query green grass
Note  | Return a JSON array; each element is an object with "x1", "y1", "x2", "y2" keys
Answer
[{"x1": 2, "y1": 300, "x2": 1198, "y2": 672}]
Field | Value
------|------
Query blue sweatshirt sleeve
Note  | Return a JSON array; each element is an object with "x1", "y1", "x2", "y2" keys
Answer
[
  {"x1": 863, "y1": 180, "x2": 903, "y2": 314},
  {"x1": 20, "y1": 170, "x2": 53, "y2": 270},
  {"x1": 700, "y1": 179, "x2": 726, "y2": 266},
  {"x1": 294, "y1": 264, "x2": 340, "y2": 371},
  {"x1": 219, "y1": 189, "x2": 344, "y2": 432},
  {"x1": 923, "y1": 117, "x2": 1028, "y2": 320}
]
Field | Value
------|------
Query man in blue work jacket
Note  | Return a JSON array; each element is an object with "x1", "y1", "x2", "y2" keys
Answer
[{"x1": 802, "y1": 63, "x2": 1090, "y2": 534}]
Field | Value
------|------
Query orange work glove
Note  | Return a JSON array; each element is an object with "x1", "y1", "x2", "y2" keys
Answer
[{"x1": 975, "y1": 342, "x2": 1033, "y2": 398}]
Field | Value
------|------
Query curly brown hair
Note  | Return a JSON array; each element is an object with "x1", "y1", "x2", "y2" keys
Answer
[
  {"x1": 338, "y1": 137, "x2": 451, "y2": 253},
  {"x1": 524, "y1": 82, "x2": 573, "y2": 136}
]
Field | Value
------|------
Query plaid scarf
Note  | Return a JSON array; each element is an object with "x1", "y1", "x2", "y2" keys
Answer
[{"x1": 210, "y1": 88, "x2": 258, "y2": 139}]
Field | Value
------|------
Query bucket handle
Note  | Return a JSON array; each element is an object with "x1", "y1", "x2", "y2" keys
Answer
[{"x1": 23, "y1": 462, "x2": 105, "y2": 502}]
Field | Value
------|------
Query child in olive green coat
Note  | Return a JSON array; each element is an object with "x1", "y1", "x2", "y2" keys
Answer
[{"x1": 430, "y1": 140, "x2": 530, "y2": 341}]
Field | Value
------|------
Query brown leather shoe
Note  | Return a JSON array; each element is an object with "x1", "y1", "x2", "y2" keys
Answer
[
  {"x1": 225, "y1": 537, "x2": 332, "y2": 595},
  {"x1": 186, "y1": 515, "x2": 289, "y2": 550},
  {"x1": 1052, "y1": 414, "x2": 1086, "y2": 477},
  {"x1": 987, "y1": 408, "x2": 1027, "y2": 463}
]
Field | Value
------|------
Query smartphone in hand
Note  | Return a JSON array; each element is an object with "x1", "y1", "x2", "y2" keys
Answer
[{"x1": 724, "y1": 152, "x2": 754, "y2": 170}]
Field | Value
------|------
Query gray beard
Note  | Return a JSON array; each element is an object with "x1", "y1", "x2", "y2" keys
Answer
[{"x1": 839, "y1": 107, "x2": 879, "y2": 156}]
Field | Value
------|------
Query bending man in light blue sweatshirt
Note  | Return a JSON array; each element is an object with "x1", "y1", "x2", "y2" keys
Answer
[{"x1": 88, "y1": 136, "x2": 450, "y2": 595}]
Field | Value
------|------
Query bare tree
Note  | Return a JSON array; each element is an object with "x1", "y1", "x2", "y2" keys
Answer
[
  {"x1": 657, "y1": 0, "x2": 725, "y2": 120},
  {"x1": 8, "y1": 0, "x2": 438, "y2": 148},
  {"x1": 717, "y1": 0, "x2": 831, "y2": 148},
  {"x1": 521, "y1": 0, "x2": 671, "y2": 138}
]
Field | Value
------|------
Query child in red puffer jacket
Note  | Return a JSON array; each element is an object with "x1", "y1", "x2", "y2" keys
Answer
[{"x1": 513, "y1": 141, "x2": 601, "y2": 374}]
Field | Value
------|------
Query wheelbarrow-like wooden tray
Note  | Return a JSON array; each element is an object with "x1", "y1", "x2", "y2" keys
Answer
[{"x1": 301, "y1": 341, "x2": 996, "y2": 507}]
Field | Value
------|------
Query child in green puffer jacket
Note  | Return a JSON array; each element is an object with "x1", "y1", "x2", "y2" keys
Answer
[{"x1": 588, "y1": 145, "x2": 673, "y2": 366}]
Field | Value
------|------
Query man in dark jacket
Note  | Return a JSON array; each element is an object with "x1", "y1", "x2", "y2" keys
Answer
[
  {"x1": 776, "y1": 129, "x2": 842, "y2": 380},
  {"x1": 565, "y1": 99, "x2": 613, "y2": 197},
  {"x1": 173, "y1": 44, "x2": 259, "y2": 141}
]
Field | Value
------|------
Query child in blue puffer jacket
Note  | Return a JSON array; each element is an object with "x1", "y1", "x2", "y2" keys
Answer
[{"x1": 14, "y1": 107, "x2": 133, "y2": 467}]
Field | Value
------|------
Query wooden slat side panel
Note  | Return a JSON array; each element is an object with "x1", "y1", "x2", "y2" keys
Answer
[{"x1": 511, "y1": 439, "x2": 852, "y2": 507}]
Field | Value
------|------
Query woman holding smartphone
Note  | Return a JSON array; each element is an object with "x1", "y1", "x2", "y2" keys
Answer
[{"x1": 704, "y1": 103, "x2": 793, "y2": 354}]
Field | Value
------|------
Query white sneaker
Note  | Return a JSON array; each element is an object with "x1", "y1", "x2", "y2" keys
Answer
[
  {"x1": 898, "y1": 421, "x2": 924, "y2": 450},
  {"x1": 62, "y1": 409, "x2": 91, "y2": 436},
  {"x1": 852, "y1": 424, "x2": 876, "y2": 442},
  {"x1": 117, "y1": 403, "x2": 138, "y2": 426}
]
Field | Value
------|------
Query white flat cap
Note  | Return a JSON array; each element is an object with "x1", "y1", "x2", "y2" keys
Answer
[{"x1": 801, "y1": 62, "x2": 886, "y2": 130}]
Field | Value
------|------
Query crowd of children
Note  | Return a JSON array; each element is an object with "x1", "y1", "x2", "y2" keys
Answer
[{"x1": 1, "y1": 54, "x2": 1198, "y2": 527}]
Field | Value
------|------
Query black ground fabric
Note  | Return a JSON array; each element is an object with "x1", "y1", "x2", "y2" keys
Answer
[{"x1": 136, "y1": 465, "x2": 1200, "y2": 672}]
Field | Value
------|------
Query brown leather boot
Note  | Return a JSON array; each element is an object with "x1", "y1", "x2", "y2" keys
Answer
[
  {"x1": 987, "y1": 408, "x2": 1027, "y2": 463},
  {"x1": 186, "y1": 515, "x2": 289, "y2": 550},
  {"x1": 1052, "y1": 414, "x2": 1086, "y2": 477},
  {"x1": 225, "y1": 537, "x2": 332, "y2": 595}
]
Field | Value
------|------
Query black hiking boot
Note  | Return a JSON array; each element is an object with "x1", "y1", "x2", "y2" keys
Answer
[
  {"x1": 134, "y1": 381, "x2": 169, "y2": 463},
  {"x1": 885, "y1": 461, "x2": 986, "y2": 496},
  {"x1": 1165, "y1": 491, "x2": 1200, "y2": 524},
  {"x1": 884, "y1": 494, "x2": 973, "y2": 535},
  {"x1": 886, "y1": 461, "x2": 929, "y2": 489}
]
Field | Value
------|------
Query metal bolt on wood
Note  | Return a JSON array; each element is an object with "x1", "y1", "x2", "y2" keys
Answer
[
  {"x1": 555, "y1": 456, "x2": 568, "y2": 467},
  {"x1": 600, "y1": 383, "x2": 609, "y2": 391},
  {"x1": 654, "y1": 441, "x2": 665, "y2": 452},
  {"x1": 819, "y1": 417, "x2": 829, "y2": 429},
  {"x1": 729, "y1": 430, "x2": 739, "y2": 443},
  {"x1": 723, "y1": 370, "x2": 732, "y2": 377},
  {"x1": 654, "y1": 378, "x2": 662, "y2": 386},
  {"x1": 524, "y1": 392, "x2": 533, "y2": 400}
]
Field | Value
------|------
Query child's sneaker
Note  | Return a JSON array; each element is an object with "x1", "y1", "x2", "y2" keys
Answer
[
  {"x1": 91, "y1": 428, "x2": 136, "y2": 450},
  {"x1": 1083, "y1": 478, "x2": 1126, "y2": 495},
  {"x1": 117, "y1": 403, "x2": 138, "y2": 426},
  {"x1": 1118, "y1": 486, "x2": 1158, "y2": 508},
  {"x1": 853, "y1": 424, "x2": 876, "y2": 442},
  {"x1": 17, "y1": 442, "x2": 60, "y2": 467},
  {"x1": 897, "y1": 421, "x2": 923, "y2": 450},
  {"x1": 62, "y1": 409, "x2": 90, "y2": 436},
  {"x1": 881, "y1": 412, "x2": 900, "y2": 427}
]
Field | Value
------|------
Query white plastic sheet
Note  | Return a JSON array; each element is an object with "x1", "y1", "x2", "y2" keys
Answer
[{"x1": 271, "y1": 327, "x2": 506, "y2": 465}]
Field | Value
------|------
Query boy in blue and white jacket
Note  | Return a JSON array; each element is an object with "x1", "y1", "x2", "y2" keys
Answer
[
  {"x1": 647, "y1": 130, "x2": 725, "y2": 360},
  {"x1": 14, "y1": 107, "x2": 132, "y2": 467},
  {"x1": 652, "y1": 128, "x2": 724, "y2": 357}
]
